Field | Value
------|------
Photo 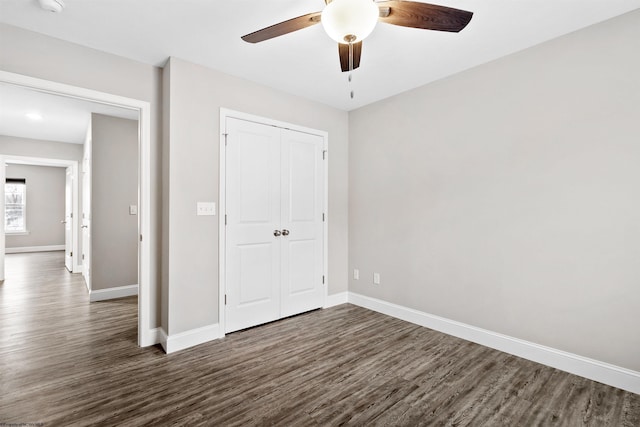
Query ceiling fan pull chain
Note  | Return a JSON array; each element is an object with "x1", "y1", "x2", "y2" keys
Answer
[{"x1": 348, "y1": 40, "x2": 354, "y2": 99}]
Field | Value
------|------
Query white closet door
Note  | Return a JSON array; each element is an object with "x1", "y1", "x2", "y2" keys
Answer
[
  {"x1": 225, "y1": 118, "x2": 282, "y2": 333},
  {"x1": 280, "y1": 129, "x2": 325, "y2": 316}
]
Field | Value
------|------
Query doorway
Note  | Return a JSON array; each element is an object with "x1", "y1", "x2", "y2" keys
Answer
[
  {"x1": 219, "y1": 110, "x2": 329, "y2": 334},
  {"x1": 0, "y1": 70, "x2": 154, "y2": 347},
  {"x1": 1, "y1": 156, "x2": 79, "y2": 273}
]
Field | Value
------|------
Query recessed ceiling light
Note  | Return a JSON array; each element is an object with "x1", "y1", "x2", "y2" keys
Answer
[{"x1": 25, "y1": 112, "x2": 43, "y2": 121}]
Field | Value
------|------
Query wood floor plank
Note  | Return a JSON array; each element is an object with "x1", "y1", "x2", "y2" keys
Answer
[{"x1": 1, "y1": 251, "x2": 638, "y2": 426}]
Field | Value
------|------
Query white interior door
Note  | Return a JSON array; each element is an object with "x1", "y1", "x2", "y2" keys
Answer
[
  {"x1": 81, "y1": 156, "x2": 91, "y2": 289},
  {"x1": 64, "y1": 167, "x2": 73, "y2": 272},
  {"x1": 225, "y1": 117, "x2": 325, "y2": 333},
  {"x1": 280, "y1": 129, "x2": 325, "y2": 317},
  {"x1": 225, "y1": 118, "x2": 282, "y2": 333}
]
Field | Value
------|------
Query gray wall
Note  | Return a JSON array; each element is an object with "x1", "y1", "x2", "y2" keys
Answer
[
  {"x1": 348, "y1": 10, "x2": 640, "y2": 372},
  {"x1": 163, "y1": 57, "x2": 349, "y2": 335},
  {"x1": 0, "y1": 135, "x2": 84, "y2": 161},
  {"x1": 90, "y1": 114, "x2": 138, "y2": 291},
  {"x1": 5, "y1": 164, "x2": 65, "y2": 248},
  {"x1": 0, "y1": 23, "x2": 162, "y2": 326}
]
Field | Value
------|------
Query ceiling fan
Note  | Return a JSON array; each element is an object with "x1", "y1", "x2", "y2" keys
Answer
[{"x1": 241, "y1": 0, "x2": 473, "y2": 73}]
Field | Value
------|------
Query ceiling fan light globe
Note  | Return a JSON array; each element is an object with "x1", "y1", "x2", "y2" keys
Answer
[{"x1": 321, "y1": 0, "x2": 379, "y2": 44}]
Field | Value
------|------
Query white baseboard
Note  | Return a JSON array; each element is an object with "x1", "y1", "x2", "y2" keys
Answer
[
  {"x1": 5, "y1": 245, "x2": 64, "y2": 253},
  {"x1": 159, "y1": 328, "x2": 169, "y2": 351},
  {"x1": 324, "y1": 291, "x2": 348, "y2": 308},
  {"x1": 89, "y1": 284, "x2": 138, "y2": 302},
  {"x1": 140, "y1": 327, "x2": 163, "y2": 347},
  {"x1": 161, "y1": 323, "x2": 222, "y2": 354},
  {"x1": 348, "y1": 292, "x2": 640, "y2": 395}
]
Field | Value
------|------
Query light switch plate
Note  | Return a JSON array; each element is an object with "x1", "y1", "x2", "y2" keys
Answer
[
  {"x1": 197, "y1": 202, "x2": 216, "y2": 216},
  {"x1": 373, "y1": 273, "x2": 380, "y2": 285},
  {"x1": 129, "y1": 205, "x2": 138, "y2": 215}
]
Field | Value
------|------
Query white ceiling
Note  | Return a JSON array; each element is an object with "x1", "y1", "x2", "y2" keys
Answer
[
  {"x1": 0, "y1": 83, "x2": 138, "y2": 144},
  {"x1": 1, "y1": 0, "x2": 639, "y2": 111}
]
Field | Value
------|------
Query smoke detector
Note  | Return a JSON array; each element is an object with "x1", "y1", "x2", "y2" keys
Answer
[{"x1": 39, "y1": 0, "x2": 65, "y2": 13}]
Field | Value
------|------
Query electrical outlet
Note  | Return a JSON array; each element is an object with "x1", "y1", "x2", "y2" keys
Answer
[
  {"x1": 373, "y1": 273, "x2": 380, "y2": 285},
  {"x1": 353, "y1": 268, "x2": 359, "y2": 280}
]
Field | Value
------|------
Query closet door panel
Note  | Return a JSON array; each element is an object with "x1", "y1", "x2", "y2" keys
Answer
[
  {"x1": 280, "y1": 129, "x2": 325, "y2": 316},
  {"x1": 225, "y1": 118, "x2": 281, "y2": 333}
]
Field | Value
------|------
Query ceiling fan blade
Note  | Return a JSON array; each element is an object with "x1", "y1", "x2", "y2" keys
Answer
[
  {"x1": 338, "y1": 41, "x2": 362, "y2": 72},
  {"x1": 242, "y1": 12, "x2": 322, "y2": 43},
  {"x1": 377, "y1": 1, "x2": 473, "y2": 33}
]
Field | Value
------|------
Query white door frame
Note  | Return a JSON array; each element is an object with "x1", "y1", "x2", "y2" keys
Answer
[
  {"x1": 0, "y1": 158, "x2": 4, "y2": 280},
  {"x1": 0, "y1": 71, "x2": 153, "y2": 347},
  {"x1": 64, "y1": 165, "x2": 74, "y2": 272},
  {"x1": 2, "y1": 156, "x2": 80, "y2": 272},
  {"x1": 218, "y1": 108, "x2": 329, "y2": 336}
]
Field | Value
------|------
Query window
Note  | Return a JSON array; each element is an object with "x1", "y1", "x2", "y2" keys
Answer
[{"x1": 5, "y1": 178, "x2": 26, "y2": 233}]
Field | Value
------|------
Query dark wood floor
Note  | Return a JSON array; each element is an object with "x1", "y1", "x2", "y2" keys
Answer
[{"x1": 1, "y1": 252, "x2": 638, "y2": 426}]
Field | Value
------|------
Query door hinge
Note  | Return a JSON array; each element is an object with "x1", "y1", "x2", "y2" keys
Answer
[
  {"x1": 223, "y1": 133, "x2": 228, "y2": 145},
  {"x1": 70, "y1": 251, "x2": 73, "y2": 257},
  {"x1": 82, "y1": 254, "x2": 85, "y2": 260},
  {"x1": 70, "y1": 213, "x2": 73, "y2": 218},
  {"x1": 140, "y1": 234, "x2": 143, "y2": 242},
  {"x1": 225, "y1": 214, "x2": 227, "y2": 225},
  {"x1": 322, "y1": 150, "x2": 327, "y2": 160},
  {"x1": 225, "y1": 294, "x2": 227, "y2": 305},
  {"x1": 322, "y1": 275, "x2": 325, "y2": 284},
  {"x1": 322, "y1": 213, "x2": 325, "y2": 222}
]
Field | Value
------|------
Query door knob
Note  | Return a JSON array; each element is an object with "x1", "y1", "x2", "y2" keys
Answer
[
  {"x1": 281, "y1": 229, "x2": 290, "y2": 236},
  {"x1": 81, "y1": 225, "x2": 88, "y2": 229},
  {"x1": 61, "y1": 220, "x2": 67, "y2": 224},
  {"x1": 273, "y1": 230, "x2": 282, "y2": 237}
]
